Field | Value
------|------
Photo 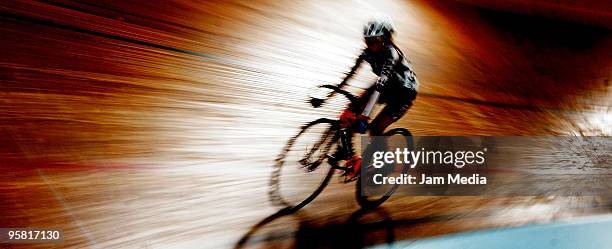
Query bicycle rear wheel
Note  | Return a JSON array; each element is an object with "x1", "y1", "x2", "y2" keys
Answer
[
  {"x1": 269, "y1": 118, "x2": 339, "y2": 211},
  {"x1": 356, "y1": 128, "x2": 413, "y2": 209}
]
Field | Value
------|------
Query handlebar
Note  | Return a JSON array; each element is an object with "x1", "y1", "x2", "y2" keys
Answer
[{"x1": 309, "y1": 84, "x2": 358, "y2": 108}]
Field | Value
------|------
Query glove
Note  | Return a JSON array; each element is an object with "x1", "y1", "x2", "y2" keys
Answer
[{"x1": 309, "y1": 98, "x2": 324, "y2": 108}]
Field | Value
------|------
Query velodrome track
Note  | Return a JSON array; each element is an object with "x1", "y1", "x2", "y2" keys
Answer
[{"x1": 1, "y1": 0, "x2": 610, "y2": 248}]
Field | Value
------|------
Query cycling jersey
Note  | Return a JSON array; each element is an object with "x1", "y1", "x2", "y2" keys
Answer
[
  {"x1": 341, "y1": 43, "x2": 419, "y2": 95},
  {"x1": 363, "y1": 44, "x2": 419, "y2": 92}
]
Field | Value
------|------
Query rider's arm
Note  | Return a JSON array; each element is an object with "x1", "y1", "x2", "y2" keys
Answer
[
  {"x1": 310, "y1": 52, "x2": 365, "y2": 107},
  {"x1": 374, "y1": 47, "x2": 398, "y2": 90},
  {"x1": 361, "y1": 48, "x2": 398, "y2": 117},
  {"x1": 361, "y1": 91, "x2": 380, "y2": 116},
  {"x1": 337, "y1": 52, "x2": 365, "y2": 89}
]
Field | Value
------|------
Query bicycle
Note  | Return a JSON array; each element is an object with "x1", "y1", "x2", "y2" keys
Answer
[{"x1": 269, "y1": 84, "x2": 414, "y2": 211}]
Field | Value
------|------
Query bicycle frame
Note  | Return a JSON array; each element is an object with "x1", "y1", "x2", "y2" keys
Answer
[{"x1": 312, "y1": 85, "x2": 362, "y2": 173}]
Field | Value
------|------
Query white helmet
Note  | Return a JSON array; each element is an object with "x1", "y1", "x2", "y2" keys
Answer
[{"x1": 363, "y1": 18, "x2": 395, "y2": 38}]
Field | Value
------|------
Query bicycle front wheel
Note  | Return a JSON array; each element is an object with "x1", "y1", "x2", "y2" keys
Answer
[{"x1": 269, "y1": 118, "x2": 339, "y2": 211}]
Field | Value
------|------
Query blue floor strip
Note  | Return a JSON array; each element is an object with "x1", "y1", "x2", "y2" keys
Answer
[{"x1": 369, "y1": 215, "x2": 612, "y2": 249}]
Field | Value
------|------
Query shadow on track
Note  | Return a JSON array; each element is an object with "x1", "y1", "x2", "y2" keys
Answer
[
  {"x1": 234, "y1": 207, "x2": 396, "y2": 249},
  {"x1": 233, "y1": 200, "x2": 497, "y2": 249}
]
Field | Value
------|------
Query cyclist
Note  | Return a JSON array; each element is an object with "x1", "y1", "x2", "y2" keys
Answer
[{"x1": 320, "y1": 18, "x2": 419, "y2": 180}]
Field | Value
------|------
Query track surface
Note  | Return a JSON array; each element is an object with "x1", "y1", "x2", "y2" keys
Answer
[{"x1": 1, "y1": 1, "x2": 611, "y2": 248}]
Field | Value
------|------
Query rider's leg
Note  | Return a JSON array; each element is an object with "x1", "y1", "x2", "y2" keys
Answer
[
  {"x1": 369, "y1": 108, "x2": 397, "y2": 136},
  {"x1": 366, "y1": 106, "x2": 400, "y2": 168},
  {"x1": 365, "y1": 91, "x2": 416, "y2": 174},
  {"x1": 370, "y1": 88, "x2": 417, "y2": 135},
  {"x1": 345, "y1": 87, "x2": 417, "y2": 180},
  {"x1": 341, "y1": 87, "x2": 376, "y2": 180},
  {"x1": 339, "y1": 86, "x2": 376, "y2": 156}
]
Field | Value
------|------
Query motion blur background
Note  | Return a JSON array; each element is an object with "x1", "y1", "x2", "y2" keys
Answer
[{"x1": 1, "y1": 0, "x2": 611, "y2": 248}]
